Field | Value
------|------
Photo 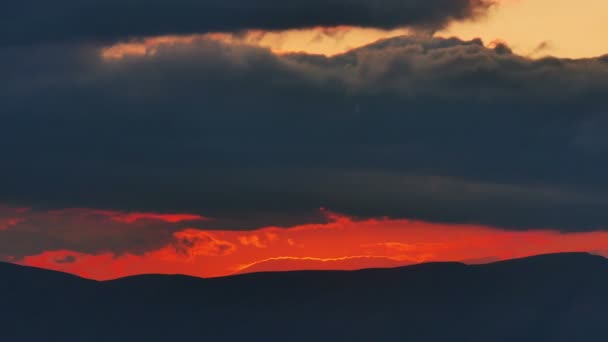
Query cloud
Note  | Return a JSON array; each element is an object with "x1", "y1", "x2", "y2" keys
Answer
[
  {"x1": 0, "y1": 218, "x2": 23, "y2": 231},
  {"x1": 238, "y1": 232, "x2": 279, "y2": 248},
  {"x1": 171, "y1": 230, "x2": 237, "y2": 258},
  {"x1": 54, "y1": 255, "x2": 77, "y2": 264},
  {"x1": 1, "y1": 36, "x2": 608, "y2": 232},
  {"x1": 46, "y1": 208, "x2": 206, "y2": 224},
  {"x1": 1, "y1": 0, "x2": 495, "y2": 44},
  {"x1": 0, "y1": 206, "x2": 206, "y2": 258},
  {"x1": 238, "y1": 235, "x2": 268, "y2": 248}
]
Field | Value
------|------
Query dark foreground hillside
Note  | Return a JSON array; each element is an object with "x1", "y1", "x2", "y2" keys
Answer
[{"x1": 1, "y1": 253, "x2": 607, "y2": 342}]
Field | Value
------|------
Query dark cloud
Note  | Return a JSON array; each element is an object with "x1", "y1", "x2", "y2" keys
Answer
[
  {"x1": 1, "y1": 0, "x2": 494, "y2": 44},
  {"x1": 1, "y1": 36, "x2": 608, "y2": 238},
  {"x1": 0, "y1": 204, "x2": 325, "y2": 259},
  {"x1": 0, "y1": 207, "x2": 201, "y2": 258}
]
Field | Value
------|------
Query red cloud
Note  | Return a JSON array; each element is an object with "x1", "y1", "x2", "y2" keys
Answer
[
  {"x1": 238, "y1": 232, "x2": 279, "y2": 248},
  {"x1": 171, "y1": 230, "x2": 236, "y2": 258},
  {"x1": 0, "y1": 205, "x2": 29, "y2": 230},
  {"x1": 0, "y1": 218, "x2": 23, "y2": 230},
  {"x1": 46, "y1": 208, "x2": 206, "y2": 223}
]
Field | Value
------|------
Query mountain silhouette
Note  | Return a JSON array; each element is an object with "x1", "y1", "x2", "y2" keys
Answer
[{"x1": 2, "y1": 253, "x2": 608, "y2": 341}]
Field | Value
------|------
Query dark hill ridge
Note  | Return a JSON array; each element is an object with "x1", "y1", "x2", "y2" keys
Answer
[{"x1": 1, "y1": 253, "x2": 608, "y2": 342}]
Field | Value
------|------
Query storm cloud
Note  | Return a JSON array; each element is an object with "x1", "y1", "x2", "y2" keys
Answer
[
  {"x1": 1, "y1": 36, "x2": 608, "y2": 234},
  {"x1": 1, "y1": 0, "x2": 495, "y2": 44}
]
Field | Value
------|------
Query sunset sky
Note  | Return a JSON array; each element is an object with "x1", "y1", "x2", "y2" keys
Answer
[{"x1": 1, "y1": 0, "x2": 608, "y2": 280}]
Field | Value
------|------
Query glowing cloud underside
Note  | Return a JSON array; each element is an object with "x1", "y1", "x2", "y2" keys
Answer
[{"x1": 101, "y1": 28, "x2": 413, "y2": 60}]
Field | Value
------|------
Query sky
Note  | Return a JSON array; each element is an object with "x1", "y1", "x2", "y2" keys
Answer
[{"x1": 1, "y1": 0, "x2": 608, "y2": 279}]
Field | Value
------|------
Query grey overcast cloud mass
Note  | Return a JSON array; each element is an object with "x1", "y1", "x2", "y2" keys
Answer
[
  {"x1": 2, "y1": 35, "x2": 608, "y2": 241},
  {"x1": 1, "y1": 0, "x2": 494, "y2": 44}
]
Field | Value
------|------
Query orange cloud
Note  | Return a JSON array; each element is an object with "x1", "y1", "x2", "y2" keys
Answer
[
  {"x1": 238, "y1": 232, "x2": 280, "y2": 248},
  {"x1": 238, "y1": 235, "x2": 268, "y2": 248},
  {"x1": 19, "y1": 211, "x2": 608, "y2": 280},
  {"x1": 101, "y1": 35, "x2": 202, "y2": 60},
  {"x1": 170, "y1": 229, "x2": 236, "y2": 258}
]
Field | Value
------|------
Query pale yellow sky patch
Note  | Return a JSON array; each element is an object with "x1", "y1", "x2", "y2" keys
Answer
[
  {"x1": 440, "y1": 0, "x2": 608, "y2": 58},
  {"x1": 243, "y1": 27, "x2": 411, "y2": 56}
]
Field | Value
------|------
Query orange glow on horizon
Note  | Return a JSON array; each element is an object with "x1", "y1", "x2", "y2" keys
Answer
[
  {"x1": 19, "y1": 212, "x2": 608, "y2": 280},
  {"x1": 235, "y1": 255, "x2": 415, "y2": 274}
]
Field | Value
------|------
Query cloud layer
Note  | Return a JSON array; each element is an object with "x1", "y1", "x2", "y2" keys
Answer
[
  {"x1": 2, "y1": 36, "x2": 608, "y2": 232},
  {"x1": 1, "y1": 0, "x2": 494, "y2": 44}
]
